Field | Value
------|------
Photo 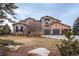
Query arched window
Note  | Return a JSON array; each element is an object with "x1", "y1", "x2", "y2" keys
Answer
[
  {"x1": 20, "y1": 26, "x2": 23, "y2": 32},
  {"x1": 44, "y1": 19, "x2": 50, "y2": 27},
  {"x1": 16, "y1": 26, "x2": 18, "y2": 32}
]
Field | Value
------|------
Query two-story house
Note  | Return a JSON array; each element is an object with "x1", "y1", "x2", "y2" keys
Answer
[{"x1": 13, "y1": 16, "x2": 70, "y2": 36}]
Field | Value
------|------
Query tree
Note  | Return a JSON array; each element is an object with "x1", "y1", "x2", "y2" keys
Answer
[
  {"x1": 0, "y1": 3, "x2": 18, "y2": 19},
  {"x1": 28, "y1": 22, "x2": 42, "y2": 36},
  {"x1": 57, "y1": 29, "x2": 79, "y2": 56},
  {"x1": 0, "y1": 24, "x2": 11, "y2": 35},
  {"x1": 73, "y1": 17, "x2": 79, "y2": 35}
]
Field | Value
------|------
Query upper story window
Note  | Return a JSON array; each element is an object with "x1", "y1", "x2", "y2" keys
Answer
[
  {"x1": 44, "y1": 19, "x2": 50, "y2": 27},
  {"x1": 44, "y1": 19, "x2": 49, "y2": 23}
]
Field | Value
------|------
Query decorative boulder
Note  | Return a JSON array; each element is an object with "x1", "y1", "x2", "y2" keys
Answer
[{"x1": 27, "y1": 48, "x2": 50, "y2": 56}]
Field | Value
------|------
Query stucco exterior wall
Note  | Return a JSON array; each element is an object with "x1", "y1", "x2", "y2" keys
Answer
[
  {"x1": 13, "y1": 16, "x2": 70, "y2": 36},
  {"x1": 25, "y1": 19, "x2": 35, "y2": 26},
  {"x1": 13, "y1": 24, "x2": 28, "y2": 35},
  {"x1": 41, "y1": 16, "x2": 59, "y2": 29},
  {"x1": 50, "y1": 22, "x2": 70, "y2": 29},
  {"x1": 50, "y1": 22, "x2": 70, "y2": 35},
  {"x1": 41, "y1": 16, "x2": 59, "y2": 34}
]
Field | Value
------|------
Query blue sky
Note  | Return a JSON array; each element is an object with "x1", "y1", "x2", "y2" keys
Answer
[{"x1": 14, "y1": 3, "x2": 79, "y2": 26}]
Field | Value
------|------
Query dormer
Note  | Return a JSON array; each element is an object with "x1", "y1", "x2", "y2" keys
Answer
[
  {"x1": 40, "y1": 16, "x2": 61, "y2": 24},
  {"x1": 40, "y1": 16, "x2": 61, "y2": 27}
]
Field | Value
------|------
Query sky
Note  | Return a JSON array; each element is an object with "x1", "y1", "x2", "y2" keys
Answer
[{"x1": 14, "y1": 3, "x2": 79, "y2": 26}]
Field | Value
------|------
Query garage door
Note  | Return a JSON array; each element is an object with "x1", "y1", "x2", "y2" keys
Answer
[
  {"x1": 53, "y1": 29, "x2": 60, "y2": 35},
  {"x1": 44, "y1": 29, "x2": 50, "y2": 35}
]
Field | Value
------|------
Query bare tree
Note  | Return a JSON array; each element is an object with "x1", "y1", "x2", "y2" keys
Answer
[{"x1": 28, "y1": 22, "x2": 42, "y2": 36}]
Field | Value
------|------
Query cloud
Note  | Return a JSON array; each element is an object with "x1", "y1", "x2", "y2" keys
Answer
[
  {"x1": 58, "y1": 6, "x2": 79, "y2": 26},
  {"x1": 15, "y1": 3, "x2": 79, "y2": 26}
]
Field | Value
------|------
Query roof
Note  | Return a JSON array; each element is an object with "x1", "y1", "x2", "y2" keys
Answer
[
  {"x1": 20, "y1": 20, "x2": 25, "y2": 22},
  {"x1": 40, "y1": 16, "x2": 61, "y2": 22},
  {"x1": 51, "y1": 22, "x2": 71, "y2": 28},
  {"x1": 13, "y1": 22, "x2": 27, "y2": 26},
  {"x1": 36, "y1": 20, "x2": 40, "y2": 22},
  {"x1": 20, "y1": 16, "x2": 61, "y2": 23},
  {"x1": 25, "y1": 17, "x2": 36, "y2": 21}
]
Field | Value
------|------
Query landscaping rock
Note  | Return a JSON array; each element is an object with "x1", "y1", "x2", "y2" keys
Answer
[
  {"x1": 5, "y1": 45, "x2": 20, "y2": 51},
  {"x1": 27, "y1": 48, "x2": 50, "y2": 56}
]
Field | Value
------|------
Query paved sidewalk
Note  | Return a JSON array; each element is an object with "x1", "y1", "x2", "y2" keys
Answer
[{"x1": 42, "y1": 35, "x2": 79, "y2": 39}]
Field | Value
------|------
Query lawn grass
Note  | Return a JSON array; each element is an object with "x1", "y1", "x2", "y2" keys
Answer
[{"x1": 0, "y1": 36, "x2": 61, "y2": 50}]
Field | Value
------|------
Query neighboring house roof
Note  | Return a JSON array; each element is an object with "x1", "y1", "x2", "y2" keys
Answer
[
  {"x1": 40, "y1": 16, "x2": 61, "y2": 22},
  {"x1": 51, "y1": 22, "x2": 71, "y2": 28}
]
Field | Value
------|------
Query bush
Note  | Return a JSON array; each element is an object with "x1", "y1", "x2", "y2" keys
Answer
[
  {"x1": 0, "y1": 24, "x2": 11, "y2": 35},
  {"x1": 0, "y1": 39, "x2": 24, "y2": 56},
  {"x1": 57, "y1": 29, "x2": 79, "y2": 56},
  {"x1": 0, "y1": 39, "x2": 24, "y2": 46}
]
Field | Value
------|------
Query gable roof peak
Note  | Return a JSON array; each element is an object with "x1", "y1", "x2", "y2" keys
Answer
[
  {"x1": 41, "y1": 15, "x2": 61, "y2": 22},
  {"x1": 25, "y1": 17, "x2": 36, "y2": 21}
]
